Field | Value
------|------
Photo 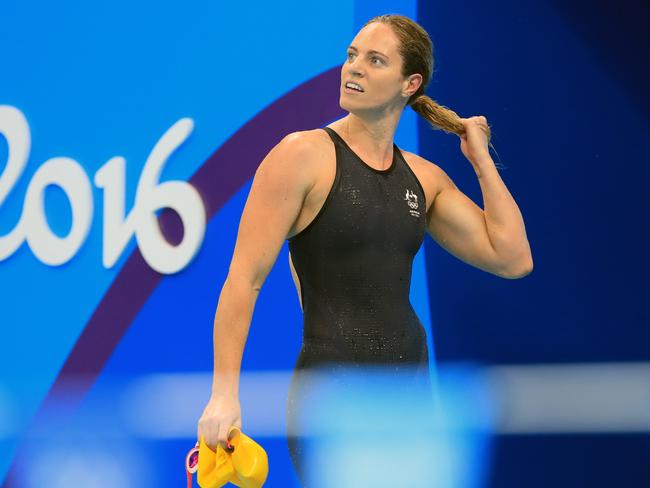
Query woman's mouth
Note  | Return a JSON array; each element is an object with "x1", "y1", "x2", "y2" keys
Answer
[{"x1": 344, "y1": 81, "x2": 364, "y2": 93}]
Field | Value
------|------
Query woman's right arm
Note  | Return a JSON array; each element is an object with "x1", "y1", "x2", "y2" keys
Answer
[{"x1": 198, "y1": 131, "x2": 318, "y2": 449}]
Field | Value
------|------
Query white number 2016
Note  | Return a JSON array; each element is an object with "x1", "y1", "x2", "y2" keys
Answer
[{"x1": 0, "y1": 105, "x2": 206, "y2": 274}]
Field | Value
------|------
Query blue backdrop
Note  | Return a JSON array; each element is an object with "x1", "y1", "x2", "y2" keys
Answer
[{"x1": 1, "y1": 0, "x2": 648, "y2": 487}]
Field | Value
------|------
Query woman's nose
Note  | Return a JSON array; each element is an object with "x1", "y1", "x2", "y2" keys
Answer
[
  {"x1": 347, "y1": 57, "x2": 362, "y2": 74},
  {"x1": 348, "y1": 63, "x2": 362, "y2": 76}
]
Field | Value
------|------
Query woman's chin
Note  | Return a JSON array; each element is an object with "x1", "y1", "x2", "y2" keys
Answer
[{"x1": 339, "y1": 97, "x2": 370, "y2": 114}]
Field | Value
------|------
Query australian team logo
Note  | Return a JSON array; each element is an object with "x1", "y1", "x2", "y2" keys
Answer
[{"x1": 404, "y1": 189, "x2": 420, "y2": 217}]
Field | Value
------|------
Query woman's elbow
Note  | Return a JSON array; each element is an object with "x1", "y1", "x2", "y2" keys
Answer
[{"x1": 501, "y1": 255, "x2": 534, "y2": 279}]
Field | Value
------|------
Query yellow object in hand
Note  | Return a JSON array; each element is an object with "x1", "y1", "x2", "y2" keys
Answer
[{"x1": 197, "y1": 426, "x2": 269, "y2": 488}]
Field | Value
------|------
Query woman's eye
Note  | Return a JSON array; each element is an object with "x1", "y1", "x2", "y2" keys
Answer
[{"x1": 346, "y1": 53, "x2": 383, "y2": 65}]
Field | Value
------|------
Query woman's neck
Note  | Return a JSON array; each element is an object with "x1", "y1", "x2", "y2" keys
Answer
[{"x1": 335, "y1": 114, "x2": 398, "y2": 166}]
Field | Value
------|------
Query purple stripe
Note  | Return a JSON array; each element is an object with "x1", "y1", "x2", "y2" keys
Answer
[{"x1": 2, "y1": 66, "x2": 344, "y2": 487}]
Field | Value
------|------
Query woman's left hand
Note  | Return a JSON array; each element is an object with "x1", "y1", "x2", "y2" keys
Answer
[{"x1": 459, "y1": 116, "x2": 491, "y2": 164}]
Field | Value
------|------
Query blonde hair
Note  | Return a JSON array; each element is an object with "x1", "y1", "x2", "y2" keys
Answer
[{"x1": 363, "y1": 14, "x2": 497, "y2": 156}]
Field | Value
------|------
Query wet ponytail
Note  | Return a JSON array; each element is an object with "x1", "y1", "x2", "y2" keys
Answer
[{"x1": 364, "y1": 14, "x2": 497, "y2": 157}]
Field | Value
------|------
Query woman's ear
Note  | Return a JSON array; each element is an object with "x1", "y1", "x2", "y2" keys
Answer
[{"x1": 404, "y1": 73, "x2": 423, "y2": 97}]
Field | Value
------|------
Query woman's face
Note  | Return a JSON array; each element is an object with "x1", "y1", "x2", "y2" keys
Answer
[{"x1": 340, "y1": 22, "x2": 418, "y2": 115}]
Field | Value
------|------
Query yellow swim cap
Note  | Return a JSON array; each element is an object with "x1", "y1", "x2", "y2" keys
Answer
[{"x1": 185, "y1": 426, "x2": 269, "y2": 488}]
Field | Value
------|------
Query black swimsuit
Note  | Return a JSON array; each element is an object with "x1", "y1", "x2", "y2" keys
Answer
[{"x1": 285, "y1": 126, "x2": 433, "y2": 486}]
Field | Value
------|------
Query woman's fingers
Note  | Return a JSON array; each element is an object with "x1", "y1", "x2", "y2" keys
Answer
[{"x1": 218, "y1": 423, "x2": 232, "y2": 448}]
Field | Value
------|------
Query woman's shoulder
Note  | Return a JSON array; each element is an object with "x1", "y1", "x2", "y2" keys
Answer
[
  {"x1": 399, "y1": 149, "x2": 455, "y2": 184},
  {"x1": 274, "y1": 128, "x2": 334, "y2": 168},
  {"x1": 261, "y1": 129, "x2": 333, "y2": 194},
  {"x1": 398, "y1": 148, "x2": 439, "y2": 171},
  {"x1": 280, "y1": 128, "x2": 332, "y2": 151},
  {"x1": 398, "y1": 149, "x2": 453, "y2": 212}
]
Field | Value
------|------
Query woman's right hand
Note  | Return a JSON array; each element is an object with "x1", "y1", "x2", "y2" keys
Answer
[{"x1": 197, "y1": 393, "x2": 242, "y2": 450}]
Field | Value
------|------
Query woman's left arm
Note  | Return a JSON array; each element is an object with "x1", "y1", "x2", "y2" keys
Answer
[{"x1": 425, "y1": 116, "x2": 533, "y2": 279}]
